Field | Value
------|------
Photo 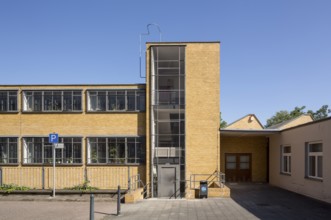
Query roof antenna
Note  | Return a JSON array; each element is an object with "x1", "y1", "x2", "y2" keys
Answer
[{"x1": 139, "y1": 23, "x2": 162, "y2": 78}]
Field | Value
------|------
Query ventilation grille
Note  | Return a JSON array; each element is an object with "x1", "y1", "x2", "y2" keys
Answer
[{"x1": 155, "y1": 147, "x2": 181, "y2": 157}]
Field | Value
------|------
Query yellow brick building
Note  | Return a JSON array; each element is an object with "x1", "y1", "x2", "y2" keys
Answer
[
  {"x1": 0, "y1": 42, "x2": 221, "y2": 198},
  {"x1": 1, "y1": 41, "x2": 330, "y2": 203}
]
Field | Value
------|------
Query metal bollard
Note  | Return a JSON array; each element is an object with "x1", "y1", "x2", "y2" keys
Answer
[
  {"x1": 90, "y1": 194, "x2": 94, "y2": 220},
  {"x1": 117, "y1": 185, "x2": 121, "y2": 216}
]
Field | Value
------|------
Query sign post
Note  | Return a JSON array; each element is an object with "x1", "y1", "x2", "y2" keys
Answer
[{"x1": 49, "y1": 133, "x2": 59, "y2": 197}]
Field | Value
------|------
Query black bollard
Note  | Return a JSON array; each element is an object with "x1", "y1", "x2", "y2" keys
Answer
[
  {"x1": 90, "y1": 194, "x2": 94, "y2": 220},
  {"x1": 117, "y1": 185, "x2": 121, "y2": 216}
]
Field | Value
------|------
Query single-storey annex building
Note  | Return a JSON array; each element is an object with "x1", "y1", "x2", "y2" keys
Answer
[{"x1": 221, "y1": 114, "x2": 331, "y2": 203}]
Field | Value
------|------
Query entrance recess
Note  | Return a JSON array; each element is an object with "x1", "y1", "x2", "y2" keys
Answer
[
  {"x1": 157, "y1": 165, "x2": 180, "y2": 198},
  {"x1": 225, "y1": 153, "x2": 252, "y2": 182}
]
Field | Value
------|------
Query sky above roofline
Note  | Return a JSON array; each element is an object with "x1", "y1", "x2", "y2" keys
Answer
[{"x1": 0, "y1": 0, "x2": 330, "y2": 124}]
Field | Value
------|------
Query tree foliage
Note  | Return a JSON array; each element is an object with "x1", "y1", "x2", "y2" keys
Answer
[
  {"x1": 265, "y1": 105, "x2": 330, "y2": 128},
  {"x1": 220, "y1": 112, "x2": 227, "y2": 128},
  {"x1": 307, "y1": 105, "x2": 331, "y2": 121}
]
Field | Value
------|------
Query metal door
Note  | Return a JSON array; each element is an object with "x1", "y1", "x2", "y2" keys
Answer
[{"x1": 157, "y1": 165, "x2": 179, "y2": 198}]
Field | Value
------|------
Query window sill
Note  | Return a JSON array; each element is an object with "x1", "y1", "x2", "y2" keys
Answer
[
  {"x1": 0, "y1": 111, "x2": 19, "y2": 114},
  {"x1": 86, "y1": 163, "x2": 143, "y2": 166},
  {"x1": 86, "y1": 110, "x2": 145, "y2": 113},
  {"x1": 280, "y1": 172, "x2": 291, "y2": 176},
  {"x1": 0, "y1": 163, "x2": 19, "y2": 166},
  {"x1": 22, "y1": 163, "x2": 83, "y2": 166},
  {"x1": 22, "y1": 111, "x2": 83, "y2": 114},
  {"x1": 305, "y1": 176, "x2": 323, "y2": 182}
]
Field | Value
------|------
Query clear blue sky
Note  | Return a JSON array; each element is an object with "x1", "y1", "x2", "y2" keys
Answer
[{"x1": 0, "y1": 0, "x2": 330, "y2": 125}]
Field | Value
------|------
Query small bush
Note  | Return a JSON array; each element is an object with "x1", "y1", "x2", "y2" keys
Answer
[
  {"x1": 0, "y1": 183, "x2": 31, "y2": 193},
  {"x1": 64, "y1": 180, "x2": 98, "y2": 191}
]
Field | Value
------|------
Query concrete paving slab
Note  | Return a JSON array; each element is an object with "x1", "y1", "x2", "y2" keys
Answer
[
  {"x1": 0, "y1": 184, "x2": 331, "y2": 220},
  {"x1": 102, "y1": 184, "x2": 331, "y2": 220}
]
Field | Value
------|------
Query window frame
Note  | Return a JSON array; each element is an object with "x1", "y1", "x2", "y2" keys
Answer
[
  {"x1": 86, "y1": 89, "x2": 146, "y2": 112},
  {"x1": 281, "y1": 145, "x2": 291, "y2": 175},
  {"x1": 0, "y1": 90, "x2": 18, "y2": 113},
  {"x1": 306, "y1": 141, "x2": 323, "y2": 180},
  {"x1": 87, "y1": 137, "x2": 145, "y2": 165},
  {"x1": 22, "y1": 90, "x2": 82, "y2": 112},
  {"x1": 0, "y1": 137, "x2": 18, "y2": 164},
  {"x1": 22, "y1": 137, "x2": 83, "y2": 165}
]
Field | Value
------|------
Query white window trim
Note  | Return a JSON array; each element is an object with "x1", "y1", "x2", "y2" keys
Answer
[
  {"x1": 307, "y1": 141, "x2": 323, "y2": 180},
  {"x1": 281, "y1": 145, "x2": 291, "y2": 175},
  {"x1": 22, "y1": 90, "x2": 82, "y2": 112},
  {"x1": 86, "y1": 90, "x2": 146, "y2": 112}
]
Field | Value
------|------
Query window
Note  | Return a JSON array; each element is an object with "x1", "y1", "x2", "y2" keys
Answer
[
  {"x1": 0, "y1": 137, "x2": 18, "y2": 164},
  {"x1": 23, "y1": 90, "x2": 82, "y2": 112},
  {"x1": 23, "y1": 137, "x2": 82, "y2": 164},
  {"x1": 0, "y1": 91, "x2": 18, "y2": 112},
  {"x1": 87, "y1": 137, "x2": 145, "y2": 164},
  {"x1": 306, "y1": 142, "x2": 323, "y2": 180},
  {"x1": 226, "y1": 155, "x2": 236, "y2": 169},
  {"x1": 87, "y1": 90, "x2": 145, "y2": 112},
  {"x1": 281, "y1": 146, "x2": 291, "y2": 174}
]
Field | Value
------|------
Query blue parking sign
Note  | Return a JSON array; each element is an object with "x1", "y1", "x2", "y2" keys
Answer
[{"x1": 49, "y1": 133, "x2": 59, "y2": 143}]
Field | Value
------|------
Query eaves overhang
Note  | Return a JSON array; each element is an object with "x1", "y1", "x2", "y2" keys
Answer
[{"x1": 220, "y1": 129, "x2": 280, "y2": 137}]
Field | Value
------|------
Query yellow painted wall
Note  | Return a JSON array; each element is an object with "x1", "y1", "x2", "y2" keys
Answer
[
  {"x1": 269, "y1": 119, "x2": 331, "y2": 203},
  {"x1": 220, "y1": 136, "x2": 268, "y2": 182}
]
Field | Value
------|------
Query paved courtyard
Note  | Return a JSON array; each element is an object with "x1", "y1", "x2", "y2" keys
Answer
[
  {"x1": 0, "y1": 184, "x2": 331, "y2": 220},
  {"x1": 104, "y1": 184, "x2": 331, "y2": 220}
]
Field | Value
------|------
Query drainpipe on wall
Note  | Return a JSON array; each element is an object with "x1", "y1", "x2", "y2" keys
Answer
[
  {"x1": 42, "y1": 166, "x2": 45, "y2": 189},
  {"x1": 0, "y1": 167, "x2": 2, "y2": 186},
  {"x1": 266, "y1": 137, "x2": 270, "y2": 183}
]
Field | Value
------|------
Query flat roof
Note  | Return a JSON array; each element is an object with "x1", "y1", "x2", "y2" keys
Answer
[
  {"x1": 146, "y1": 41, "x2": 220, "y2": 44},
  {"x1": 0, "y1": 83, "x2": 146, "y2": 87},
  {"x1": 220, "y1": 129, "x2": 280, "y2": 136}
]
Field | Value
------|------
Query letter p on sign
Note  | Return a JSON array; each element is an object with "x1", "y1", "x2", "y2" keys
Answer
[{"x1": 49, "y1": 133, "x2": 59, "y2": 143}]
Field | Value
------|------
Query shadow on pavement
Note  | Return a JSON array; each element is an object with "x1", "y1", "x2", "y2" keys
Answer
[{"x1": 229, "y1": 183, "x2": 331, "y2": 220}]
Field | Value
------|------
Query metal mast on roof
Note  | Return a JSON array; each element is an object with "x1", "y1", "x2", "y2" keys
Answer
[{"x1": 139, "y1": 23, "x2": 162, "y2": 78}]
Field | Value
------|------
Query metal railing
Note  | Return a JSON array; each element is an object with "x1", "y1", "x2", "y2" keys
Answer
[
  {"x1": 128, "y1": 174, "x2": 141, "y2": 191},
  {"x1": 127, "y1": 174, "x2": 152, "y2": 199},
  {"x1": 190, "y1": 171, "x2": 225, "y2": 189}
]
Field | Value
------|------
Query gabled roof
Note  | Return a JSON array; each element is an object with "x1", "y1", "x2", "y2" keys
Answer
[
  {"x1": 225, "y1": 114, "x2": 264, "y2": 130},
  {"x1": 281, "y1": 115, "x2": 331, "y2": 131},
  {"x1": 267, "y1": 114, "x2": 313, "y2": 129}
]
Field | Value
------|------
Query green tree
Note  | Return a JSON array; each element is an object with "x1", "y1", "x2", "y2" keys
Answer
[
  {"x1": 307, "y1": 105, "x2": 331, "y2": 120},
  {"x1": 289, "y1": 106, "x2": 306, "y2": 118},
  {"x1": 220, "y1": 112, "x2": 227, "y2": 128},
  {"x1": 265, "y1": 105, "x2": 330, "y2": 128},
  {"x1": 265, "y1": 110, "x2": 292, "y2": 128}
]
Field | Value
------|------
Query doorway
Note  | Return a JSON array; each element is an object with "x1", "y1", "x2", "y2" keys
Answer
[
  {"x1": 225, "y1": 153, "x2": 252, "y2": 182},
  {"x1": 157, "y1": 165, "x2": 180, "y2": 198}
]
